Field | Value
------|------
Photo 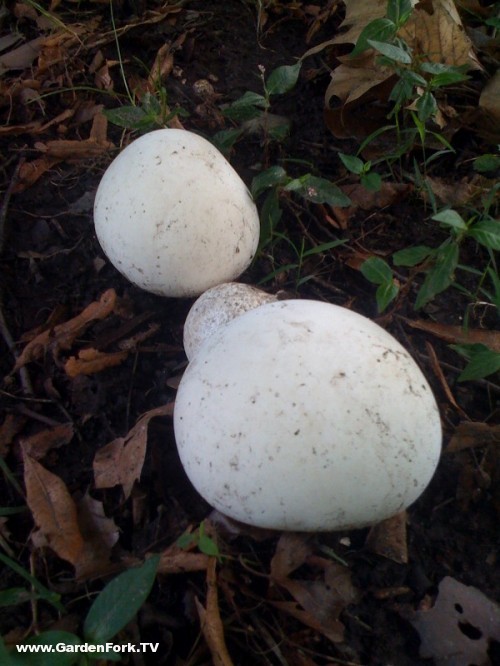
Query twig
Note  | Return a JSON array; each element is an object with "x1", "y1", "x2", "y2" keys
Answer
[{"x1": 0, "y1": 159, "x2": 34, "y2": 396}]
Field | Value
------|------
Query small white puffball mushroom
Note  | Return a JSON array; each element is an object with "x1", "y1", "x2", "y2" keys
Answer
[
  {"x1": 174, "y1": 300, "x2": 442, "y2": 532},
  {"x1": 183, "y1": 282, "x2": 277, "y2": 361},
  {"x1": 94, "y1": 129, "x2": 260, "y2": 297}
]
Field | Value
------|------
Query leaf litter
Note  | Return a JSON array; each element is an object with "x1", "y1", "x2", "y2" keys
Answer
[{"x1": 0, "y1": 0, "x2": 499, "y2": 663}]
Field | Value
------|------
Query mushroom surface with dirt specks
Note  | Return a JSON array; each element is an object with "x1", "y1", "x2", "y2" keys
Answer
[
  {"x1": 93, "y1": 129, "x2": 260, "y2": 297},
  {"x1": 183, "y1": 282, "x2": 277, "y2": 361},
  {"x1": 173, "y1": 299, "x2": 442, "y2": 532}
]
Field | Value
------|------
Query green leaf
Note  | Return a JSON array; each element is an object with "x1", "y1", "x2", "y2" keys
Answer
[
  {"x1": 211, "y1": 128, "x2": 244, "y2": 155},
  {"x1": 222, "y1": 91, "x2": 267, "y2": 121},
  {"x1": 302, "y1": 239, "x2": 347, "y2": 258},
  {"x1": 432, "y1": 209, "x2": 468, "y2": 231},
  {"x1": 429, "y1": 70, "x2": 469, "y2": 88},
  {"x1": 0, "y1": 553, "x2": 64, "y2": 613},
  {"x1": 0, "y1": 506, "x2": 26, "y2": 516},
  {"x1": 468, "y1": 219, "x2": 500, "y2": 250},
  {"x1": 376, "y1": 280, "x2": 399, "y2": 312},
  {"x1": 265, "y1": 61, "x2": 301, "y2": 96},
  {"x1": 415, "y1": 240, "x2": 459, "y2": 308},
  {"x1": 284, "y1": 175, "x2": 351, "y2": 206},
  {"x1": 393, "y1": 245, "x2": 433, "y2": 266},
  {"x1": 0, "y1": 587, "x2": 34, "y2": 607},
  {"x1": 450, "y1": 344, "x2": 500, "y2": 381},
  {"x1": 360, "y1": 256, "x2": 393, "y2": 285},
  {"x1": 416, "y1": 91, "x2": 437, "y2": 122},
  {"x1": 338, "y1": 153, "x2": 364, "y2": 175},
  {"x1": 176, "y1": 532, "x2": 197, "y2": 550},
  {"x1": 103, "y1": 105, "x2": 149, "y2": 129},
  {"x1": 83, "y1": 555, "x2": 160, "y2": 644},
  {"x1": 267, "y1": 122, "x2": 291, "y2": 141},
  {"x1": 361, "y1": 171, "x2": 382, "y2": 191},
  {"x1": 6, "y1": 632, "x2": 82, "y2": 666},
  {"x1": 473, "y1": 154, "x2": 500, "y2": 173},
  {"x1": 251, "y1": 166, "x2": 288, "y2": 199},
  {"x1": 259, "y1": 188, "x2": 283, "y2": 250},
  {"x1": 351, "y1": 18, "x2": 396, "y2": 57},
  {"x1": 368, "y1": 39, "x2": 412, "y2": 64},
  {"x1": 386, "y1": 0, "x2": 414, "y2": 26}
]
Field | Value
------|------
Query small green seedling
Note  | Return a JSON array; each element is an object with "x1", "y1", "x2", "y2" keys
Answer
[
  {"x1": 338, "y1": 153, "x2": 383, "y2": 192},
  {"x1": 176, "y1": 520, "x2": 221, "y2": 559},
  {"x1": 450, "y1": 343, "x2": 500, "y2": 382}
]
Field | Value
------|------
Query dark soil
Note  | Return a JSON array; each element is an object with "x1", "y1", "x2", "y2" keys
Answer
[{"x1": 1, "y1": 2, "x2": 499, "y2": 665}]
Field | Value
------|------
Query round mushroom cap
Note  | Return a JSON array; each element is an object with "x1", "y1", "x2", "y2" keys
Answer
[
  {"x1": 174, "y1": 300, "x2": 442, "y2": 532},
  {"x1": 94, "y1": 129, "x2": 260, "y2": 297},
  {"x1": 183, "y1": 282, "x2": 277, "y2": 361}
]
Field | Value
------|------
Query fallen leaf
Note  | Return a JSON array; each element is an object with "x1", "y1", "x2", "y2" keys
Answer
[
  {"x1": 478, "y1": 70, "x2": 500, "y2": 141},
  {"x1": 340, "y1": 181, "x2": 411, "y2": 211},
  {"x1": 20, "y1": 422, "x2": 74, "y2": 460},
  {"x1": 402, "y1": 319, "x2": 500, "y2": 352},
  {"x1": 23, "y1": 450, "x2": 84, "y2": 567},
  {"x1": 365, "y1": 511, "x2": 408, "y2": 563},
  {"x1": 158, "y1": 544, "x2": 209, "y2": 574},
  {"x1": 195, "y1": 558, "x2": 234, "y2": 666},
  {"x1": 93, "y1": 403, "x2": 174, "y2": 500},
  {"x1": 410, "y1": 576, "x2": 500, "y2": 666},
  {"x1": 64, "y1": 348, "x2": 129, "y2": 378},
  {"x1": 447, "y1": 422, "x2": 500, "y2": 452},
  {"x1": 75, "y1": 491, "x2": 119, "y2": 576},
  {"x1": 270, "y1": 533, "x2": 314, "y2": 580},
  {"x1": 13, "y1": 289, "x2": 118, "y2": 370},
  {"x1": 0, "y1": 414, "x2": 27, "y2": 457},
  {"x1": 0, "y1": 37, "x2": 44, "y2": 73}
]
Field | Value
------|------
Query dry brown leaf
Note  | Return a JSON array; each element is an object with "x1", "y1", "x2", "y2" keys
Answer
[
  {"x1": 20, "y1": 422, "x2": 74, "y2": 460},
  {"x1": 23, "y1": 450, "x2": 84, "y2": 567},
  {"x1": 0, "y1": 414, "x2": 27, "y2": 457},
  {"x1": 403, "y1": 319, "x2": 500, "y2": 352},
  {"x1": 195, "y1": 558, "x2": 234, "y2": 666},
  {"x1": 365, "y1": 511, "x2": 408, "y2": 563},
  {"x1": 158, "y1": 544, "x2": 209, "y2": 575},
  {"x1": 13, "y1": 289, "x2": 117, "y2": 370},
  {"x1": 75, "y1": 491, "x2": 119, "y2": 577},
  {"x1": 478, "y1": 70, "x2": 500, "y2": 141},
  {"x1": 341, "y1": 181, "x2": 411, "y2": 211},
  {"x1": 425, "y1": 341, "x2": 468, "y2": 418},
  {"x1": 270, "y1": 533, "x2": 314, "y2": 581},
  {"x1": 269, "y1": 599, "x2": 345, "y2": 643},
  {"x1": 447, "y1": 422, "x2": 500, "y2": 453},
  {"x1": 64, "y1": 348, "x2": 129, "y2": 378},
  {"x1": 0, "y1": 37, "x2": 44, "y2": 73},
  {"x1": 93, "y1": 403, "x2": 174, "y2": 500}
]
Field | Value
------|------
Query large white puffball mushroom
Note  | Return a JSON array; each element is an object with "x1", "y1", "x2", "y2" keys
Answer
[
  {"x1": 183, "y1": 282, "x2": 277, "y2": 361},
  {"x1": 94, "y1": 129, "x2": 260, "y2": 297},
  {"x1": 174, "y1": 300, "x2": 442, "y2": 532}
]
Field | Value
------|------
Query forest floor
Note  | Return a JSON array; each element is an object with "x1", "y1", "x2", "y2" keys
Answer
[{"x1": 0, "y1": 1, "x2": 499, "y2": 665}]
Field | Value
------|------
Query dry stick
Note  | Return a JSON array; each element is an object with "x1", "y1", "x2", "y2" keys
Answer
[{"x1": 0, "y1": 159, "x2": 34, "y2": 396}]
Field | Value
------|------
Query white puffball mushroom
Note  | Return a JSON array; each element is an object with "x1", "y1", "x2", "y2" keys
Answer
[
  {"x1": 183, "y1": 282, "x2": 277, "y2": 361},
  {"x1": 94, "y1": 129, "x2": 260, "y2": 297},
  {"x1": 174, "y1": 300, "x2": 442, "y2": 532}
]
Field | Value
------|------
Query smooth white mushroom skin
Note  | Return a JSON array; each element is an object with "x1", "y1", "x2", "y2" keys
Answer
[
  {"x1": 174, "y1": 300, "x2": 442, "y2": 532},
  {"x1": 94, "y1": 129, "x2": 260, "y2": 297},
  {"x1": 183, "y1": 282, "x2": 277, "y2": 361}
]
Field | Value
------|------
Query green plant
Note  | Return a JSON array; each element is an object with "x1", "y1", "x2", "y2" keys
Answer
[
  {"x1": 176, "y1": 520, "x2": 221, "y2": 559},
  {"x1": 338, "y1": 153, "x2": 383, "y2": 192},
  {"x1": 104, "y1": 89, "x2": 189, "y2": 133},
  {"x1": 1, "y1": 555, "x2": 160, "y2": 665},
  {"x1": 213, "y1": 61, "x2": 302, "y2": 152}
]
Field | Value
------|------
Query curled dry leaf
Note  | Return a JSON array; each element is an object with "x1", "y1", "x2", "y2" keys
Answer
[
  {"x1": 13, "y1": 289, "x2": 117, "y2": 370},
  {"x1": 447, "y1": 422, "x2": 500, "y2": 453},
  {"x1": 20, "y1": 422, "x2": 74, "y2": 460},
  {"x1": 93, "y1": 403, "x2": 174, "y2": 500},
  {"x1": 158, "y1": 544, "x2": 209, "y2": 575},
  {"x1": 402, "y1": 319, "x2": 500, "y2": 352},
  {"x1": 195, "y1": 558, "x2": 234, "y2": 666},
  {"x1": 64, "y1": 348, "x2": 129, "y2": 378}
]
